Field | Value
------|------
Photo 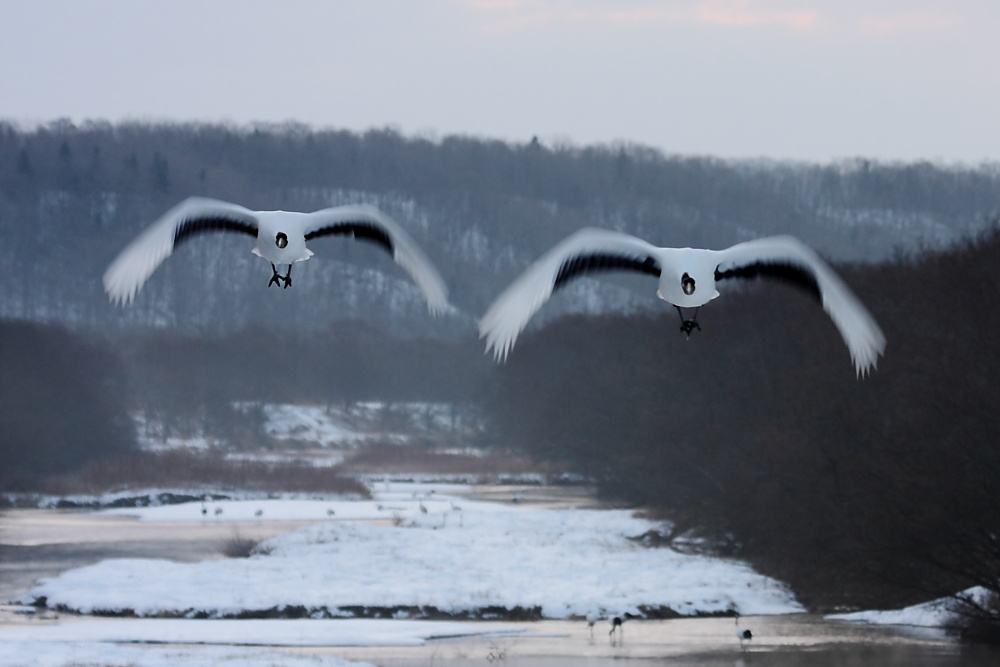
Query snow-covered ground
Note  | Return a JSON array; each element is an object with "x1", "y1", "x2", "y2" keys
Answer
[
  {"x1": 829, "y1": 586, "x2": 992, "y2": 628},
  {"x1": 136, "y1": 402, "x2": 402, "y2": 453},
  {"x1": 133, "y1": 401, "x2": 484, "y2": 468},
  {"x1": 17, "y1": 483, "x2": 802, "y2": 619},
  {"x1": 241, "y1": 402, "x2": 389, "y2": 448},
  {"x1": 235, "y1": 401, "x2": 477, "y2": 449}
]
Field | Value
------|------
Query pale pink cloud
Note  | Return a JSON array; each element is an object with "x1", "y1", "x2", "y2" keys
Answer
[
  {"x1": 860, "y1": 11, "x2": 961, "y2": 36},
  {"x1": 464, "y1": 0, "x2": 529, "y2": 9},
  {"x1": 695, "y1": 0, "x2": 820, "y2": 30},
  {"x1": 457, "y1": 0, "x2": 823, "y2": 34}
]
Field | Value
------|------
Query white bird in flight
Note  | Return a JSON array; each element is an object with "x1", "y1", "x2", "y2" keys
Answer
[
  {"x1": 479, "y1": 228, "x2": 885, "y2": 375},
  {"x1": 103, "y1": 197, "x2": 449, "y2": 313}
]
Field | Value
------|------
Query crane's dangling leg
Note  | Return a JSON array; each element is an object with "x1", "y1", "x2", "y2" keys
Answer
[
  {"x1": 675, "y1": 306, "x2": 701, "y2": 338},
  {"x1": 609, "y1": 616, "x2": 623, "y2": 644},
  {"x1": 268, "y1": 263, "x2": 292, "y2": 289}
]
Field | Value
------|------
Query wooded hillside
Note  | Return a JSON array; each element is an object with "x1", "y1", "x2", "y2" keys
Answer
[
  {"x1": 1, "y1": 119, "x2": 997, "y2": 336},
  {"x1": 481, "y1": 229, "x2": 1000, "y2": 620}
]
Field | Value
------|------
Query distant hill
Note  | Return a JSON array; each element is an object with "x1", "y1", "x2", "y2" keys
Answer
[{"x1": 1, "y1": 119, "x2": 997, "y2": 337}]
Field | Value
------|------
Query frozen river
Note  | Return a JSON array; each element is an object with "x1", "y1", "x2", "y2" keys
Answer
[{"x1": 1, "y1": 485, "x2": 999, "y2": 666}]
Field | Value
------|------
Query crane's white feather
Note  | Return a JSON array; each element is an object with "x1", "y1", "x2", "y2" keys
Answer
[
  {"x1": 302, "y1": 205, "x2": 449, "y2": 315},
  {"x1": 479, "y1": 228, "x2": 660, "y2": 360},
  {"x1": 102, "y1": 197, "x2": 256, "y2": 306},
  {"x1": 715, "y1": 236, "x2": 886, "y2": 376}
]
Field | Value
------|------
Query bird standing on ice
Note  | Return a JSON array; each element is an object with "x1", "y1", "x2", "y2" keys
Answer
[
  {"x1": 585, "y1": 610, "x2": 598, "y2": 639},
  {"x1": 735, "y1": 613, "x2": 753, "y2": 649},
  {"x1": 478, "y1": 228, "x2": 885, "y2": 376},
  {"x1": 608, "y1": 614, "x2": 627, "y2": 643},
  {"x1": 103, "y1": 197, "x2": 449, "y2": 313}
]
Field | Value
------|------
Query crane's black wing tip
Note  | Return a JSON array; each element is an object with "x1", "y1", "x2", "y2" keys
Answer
[
  {"x1": 172, "y1": 215, "x2": 258, "y2": 248},
  {"x1": 305, "y1": 221, "x2": 395, "y2": 255},
  {"x1": 553, "y1": 252, "x2": 661, "y2": 291},
  {"x1": 715, "y1": 260, "x2": 822, "y2": 302}
]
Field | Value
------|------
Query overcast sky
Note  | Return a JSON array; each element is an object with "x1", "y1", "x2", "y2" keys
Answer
[{"x1": 3, "y1": 0, "x2": 998, "y2": 163}]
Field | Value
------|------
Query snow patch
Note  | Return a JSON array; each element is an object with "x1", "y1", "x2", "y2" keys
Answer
[
  {"x1": 21, "y1": 484, "x2": 803, "y2": 620},
  {"x1": 829, "y1": 586, "x2": 993, "y2": 627}
]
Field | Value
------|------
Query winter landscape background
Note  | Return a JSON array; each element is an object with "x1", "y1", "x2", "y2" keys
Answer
[{"x1": 1, "y1": 119, "x2": 1000, "y2": 664}]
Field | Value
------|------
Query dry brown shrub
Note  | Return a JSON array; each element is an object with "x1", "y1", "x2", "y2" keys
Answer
[{"x1": 27, "y1": 450, "x2": 370, "y2": 497}]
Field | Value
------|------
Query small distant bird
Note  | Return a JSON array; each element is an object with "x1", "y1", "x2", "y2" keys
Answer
[
  {"x1": 254, "y1": 509, "x2": 263, "y2": 518},
  {"x1": 586, "y1": 611, "x2": 598, "y2": 638},
  {"x1": 326, "y1": 508, "x2": 336, "y2": 517},
  {"x1": 609, "y1": 614, "x2": 627, "y2": 642},
  {"x1": 479, "y1": 228, "x2": 885, "y2": 376},
  {"x1": 214, "y1": 507, "x2": 223, "y2": 516},
  {"x1": 103, "y1": 197, "x2": 449, "y2": 313},
  {"x1": 414, "y1": 490, "x2": 435, "y2": 513},
  {"x1": 735, "y1": 613, "x2": 753, "y2": 649}
]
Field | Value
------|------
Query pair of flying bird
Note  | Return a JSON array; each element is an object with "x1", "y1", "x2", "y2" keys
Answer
[{"x1": 103, "y1": 198, "x2": 886, "y2": 375}]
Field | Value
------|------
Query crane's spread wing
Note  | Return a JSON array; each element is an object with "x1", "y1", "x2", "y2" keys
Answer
[
  {"x1": 715, "y1": 235, "x2": 886, "y2": 376},
  {"x1": 103, "y1": 197, "x2": 258, "y2": 305},
  {"x1": 479, "y1": 228, "x2": 662, "y2": 361},
  {"x1": 302, "y1": 205, "x2": 449, "y2": 314}
]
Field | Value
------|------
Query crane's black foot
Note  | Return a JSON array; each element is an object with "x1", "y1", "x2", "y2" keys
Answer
[
  {"x1": 268, "y1": 264, "x2": 293, "y2": 289},
  {"x1": 675, "y1": 305, "x2": 701, "y2": 338},
  {"x1": 679, "y1": 319, "x2": 701, "y2": 337}
]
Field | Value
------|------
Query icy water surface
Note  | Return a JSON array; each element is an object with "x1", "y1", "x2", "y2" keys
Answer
[
  {"x1": 3, "y1": 492, "x2": 1000, "y2": 665},
  {"x1": 296, "y1": 615, "x2": 1000, "y2": 666}
]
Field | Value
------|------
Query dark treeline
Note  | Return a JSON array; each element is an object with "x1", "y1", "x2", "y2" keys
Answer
[
  {"x1": 0, "y1": 320, "x2": 134, "y2": 487},
  {"x1": 117, "y1": 322, "x2": 492, "y2": 445},
  {"x1": 0, "y1": 119, "x2": 998, "y2": 337},
  {"x1": 0, "y1": 316, "x2": 492, "y2": 488},
  {"x1": 481, "y1": 229, "x2": 1000, "y2": 629}
]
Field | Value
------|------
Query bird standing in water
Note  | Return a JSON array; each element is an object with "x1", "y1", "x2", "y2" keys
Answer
[
  {"x1": 735, "y1": 613, "x2": 753, "y2": 649},
  {"x1": 609, "y1": 614, "x2": 626, "y2": 643},
  {"x1": 585, "y1": 611, "x2": 598, "y2": 639}
]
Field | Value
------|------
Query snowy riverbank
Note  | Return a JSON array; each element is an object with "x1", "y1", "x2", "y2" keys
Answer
[{"x1": 17, "y1": 483, "x2": 802, "y2": 620}]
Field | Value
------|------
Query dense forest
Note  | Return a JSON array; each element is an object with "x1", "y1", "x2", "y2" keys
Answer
[
  {"x1": 481, "y1": 230, "x2": 1000, "y2": 633},
  {"x1": 0, "y1": 320, "x2": 133, "y2": 486},
  {"x1": 1, "y1": 120, "x2": 1000, "y2": 636}
]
